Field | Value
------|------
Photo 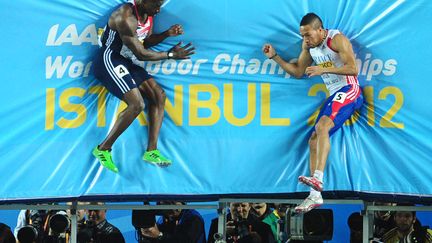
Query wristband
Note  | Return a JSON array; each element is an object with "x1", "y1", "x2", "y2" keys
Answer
[
  {"x1": 269, "y1": 53, "x2": 278, "y2": 59},
  {"x1": 167, "y1": 51, "x2": 174, "y2": 59}
]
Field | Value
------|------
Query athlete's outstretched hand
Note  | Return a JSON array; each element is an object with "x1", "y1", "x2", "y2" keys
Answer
[
  {"x1": 170, "y1": 42, "x2": 195, "y2": 59},
  {"x1": 262, "y1": 43, "x2": 276, "y2": 59},
  {"x1": 167, "y1": 24, "x2": 184, "y2": 37}
]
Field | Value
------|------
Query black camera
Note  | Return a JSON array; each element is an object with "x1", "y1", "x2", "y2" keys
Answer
[
  {"x1": 284, "y1": 208, "x2": 333, "y2": 241},
  {"x1": 49, "y1": 213, "x2": 71, "y2": 234},
  {"x1": 132, "y1": 210, "x2": 162, "y2": 243},
  {"x1": 17, "y1": 210, "x2": 71, "y2": 243},
  {"x1": 46, "y1": 212, "x2": 71, "y2": 243},
  {"x1": 234, "y1": 220, "x2": 251, "y2": 239},
  {"x1": 17, "y1": 225, "x2": 40, "y2": 243},
  {"x1": 77, "y1": 220, "x2": 97, "y2": 243},
  {"x1": 132, "y1": 210, "x2": 159, "y2": 229},
  {"x1": 226, "y1": 219, "x2": 251, "y2": 241},
  {"x1": 17, "y1": 210, "x2": 46, "y2": 243}
]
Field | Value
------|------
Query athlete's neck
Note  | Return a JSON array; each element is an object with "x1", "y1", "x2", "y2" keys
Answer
[{"x1": 318, "y1": 29, "x2": 328, "y2": 46}]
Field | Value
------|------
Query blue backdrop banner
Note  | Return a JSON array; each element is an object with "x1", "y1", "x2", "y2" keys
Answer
[{"x1": 0, "y1": 0, "x2": 431, "y2": 201}]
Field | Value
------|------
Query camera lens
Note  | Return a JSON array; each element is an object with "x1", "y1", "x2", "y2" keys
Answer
[
  {"x1": 17, "y1": 226, "x2": 38, "y2": 243},
  {"x1": 49, "y1": 213, "x2": 70, "y2": 233},
  {"x1": 348, "y1": 212, "x2": 363, "y2": 232}
]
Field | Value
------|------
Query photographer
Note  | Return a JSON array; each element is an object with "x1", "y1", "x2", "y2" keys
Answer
[
  {"x1": 208, "y1": 202, "x2": 275, "y2": 243},
  {"x1": 78, "y1": 204, "x2": 125, "y2": 243},
  {"x1": 381, "y1": 210, "x2": 432, "y2": 243},
  {"x1": 136, "y1": 201, "x2": 205, "y2": 243},
  {"x1": 15, "y1": 209, "x2": 72, "y2": 243},
  {"x1": 371, "y1": 203, "x2": 397, "y2": 239},
  {"x1": 15, "y1": 210, "x2": 50, "y2": 243},
  {"x1": 252, "y1": 203, "x2": 281, "y2": 243}
]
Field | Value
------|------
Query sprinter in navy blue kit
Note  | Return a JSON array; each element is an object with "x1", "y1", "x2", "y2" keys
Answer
[{"x1": 93, "y1": 0, "x2": 194, "y2": 172}]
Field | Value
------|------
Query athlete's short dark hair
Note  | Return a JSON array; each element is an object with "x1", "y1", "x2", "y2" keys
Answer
[{"x1": 300, "y1": 13, "x2": 323, "y2": 29}]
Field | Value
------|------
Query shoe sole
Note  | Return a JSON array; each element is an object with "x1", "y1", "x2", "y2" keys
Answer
[
  {"x1": 298, "y1": 176, "x2": 323, "y2": 192},
  {"x1": 294, "y1": 203, "x2": 322, "y2": 214},
  {"x1": 94, "y1": 157, "x2": 119, "y2": 173},
  {"x1": 143, "y1": 159, "x2": 172, "y2": 168}
]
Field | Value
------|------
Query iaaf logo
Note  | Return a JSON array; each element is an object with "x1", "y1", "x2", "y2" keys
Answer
[{"x1": 46, "y1": 24, "x2": 98, "y2": 46}]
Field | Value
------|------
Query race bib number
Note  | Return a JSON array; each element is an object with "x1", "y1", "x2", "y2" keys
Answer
[
  {"x1": 114, "y1": 65, "x2": 130, "y2": 78},
  {"x1": 332, "y1": 92, "x2": 347, "y2": 103}
]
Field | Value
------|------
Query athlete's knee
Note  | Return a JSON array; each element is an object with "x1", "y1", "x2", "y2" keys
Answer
[
  {"x1": 140, "y1": 79, "x2": 166, "y2": 107},
  {"x1": 129, "y1": 99, "x2": 145, "y2": 115},
  {"x1": 315, "y1": 116, "x2": 333, "y2": 135},
  {"x1": 147, "y1": 82, "x2": 166, "y2": 108}
]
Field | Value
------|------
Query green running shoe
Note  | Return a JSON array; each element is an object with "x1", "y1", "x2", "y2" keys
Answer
[
  {"x1": 142, "y1": 149, "x2": 172, "y2": 167},
  {"x1": 92, "y1": 146, "x2": 119, "y2": 173}
]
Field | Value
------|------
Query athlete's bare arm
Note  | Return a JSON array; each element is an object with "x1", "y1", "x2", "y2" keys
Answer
[
  {"x1": 305, "y1": 34, "x2": 358, "y2": 77},
  {"x1": 262, "y1": 41, "x2": 313, "y2": 78},
  {"x1": 109, "y1": 5, "x2": 193, "y2": 61},
  {"x1": 144, "y1": 24, "x2": 183, "y2": 48}
]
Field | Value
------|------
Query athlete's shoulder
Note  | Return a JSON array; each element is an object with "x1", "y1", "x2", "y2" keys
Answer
[
  {"x1": 328, "y1": 29, "x2": 341, "y2": 36},
  {"x1": 110, "y1": 4, "x2": 136, "y2": 31},
  {"x1": 328, "y1": 29, "x2": 353, "y2": 51},
  {"x1": 117, "y1": 3, "x2": 134, "y2": 17}
]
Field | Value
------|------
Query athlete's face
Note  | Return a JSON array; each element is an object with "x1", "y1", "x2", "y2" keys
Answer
[
  {"x1": 143, "y1": 0, "x2": 163, "y2": 16},
  {"x1": 300, "y1": 24, "x2": 325, "y2": 48}
]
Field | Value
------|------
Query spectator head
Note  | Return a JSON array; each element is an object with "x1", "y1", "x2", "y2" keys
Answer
[
  {"x1": 251, "y1": 203, "x2": 268, "y2": 217},
  {"x1": 0, "y1": 223, "x2": 16, "y2": 243},
  {"x1": 86, "y1": 202, "x2": 106, "y2": 225},
  {"x1": 230, "y1": 202, "x2": 251, "y2": 221},
  {"x1": 394, "y1": 211, "x2": 416, "y2": 234},
  {"x1": 374, "y1": 202, "x2": 396, "y2": 221},
  {"x1": 66, "y1": 202, "x2": 86, "y2": 222},
  {"x1": 158, "y1": 201, "x2": 185, "y2": 220}
]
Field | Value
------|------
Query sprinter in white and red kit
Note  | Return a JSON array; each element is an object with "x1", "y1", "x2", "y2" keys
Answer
[{"x1": 263, "y1": 13, "x2": 363, "y2": 213}]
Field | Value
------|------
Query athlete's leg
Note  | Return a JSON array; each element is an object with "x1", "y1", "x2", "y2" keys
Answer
[
  {"x1": 308, "y1": 131, "x2": 318, "y2": 176},
  {"x1": 296, "y1": 85, "x2": 360, "y2": 213},
  {"x1": 298, "y1": 118, "x2": 331, "y2": 192},
  {"x1": 315, "y1": 115, "x2": 334, "y2": 172},
  {"x1": 138, "y1": 78, "x2": 166, "y2": 151},
  {"x1": 303, "y1": 130, "x2": 323, "y2": 198},
  {"x1": 137, "y1": 78, "x2": 171, "y2": 166},
  {"x1": 99, "y1": 88, "x2": 145, "y2": 150},
  {"x1": 295, "y1": 115, "x2": 334, "y2": 213}
]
